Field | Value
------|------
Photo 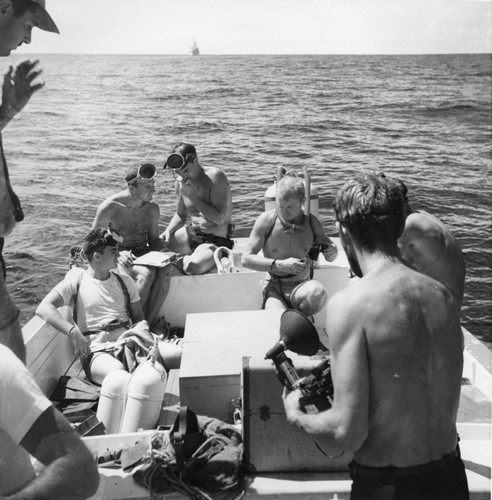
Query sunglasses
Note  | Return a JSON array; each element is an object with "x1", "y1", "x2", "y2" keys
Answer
[
  {"x1": 128, "y1": 163, "x2": 157, "y2": 185},
  {"x1": 164, "y1": 152, "x2": 195, "y2": 171}
]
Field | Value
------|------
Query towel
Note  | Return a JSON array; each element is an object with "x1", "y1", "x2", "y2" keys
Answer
[{"x1": 113, "y1": 320, "x2": 162, "y2": 373}]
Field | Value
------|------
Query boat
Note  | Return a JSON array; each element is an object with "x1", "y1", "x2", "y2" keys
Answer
[
  {"x1": 191, "y1": 40, "x2": 200, "y2": 56},
  {"x1": 22, "y1": 228, "x2": 492, "y2": 499},
  {"x1": 21, "y1": 170, "x2": 491, "y2": 498}
]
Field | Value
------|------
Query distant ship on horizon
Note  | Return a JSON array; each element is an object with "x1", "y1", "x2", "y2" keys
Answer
[{"x1": 191, "y1": 40, "x2": 200, "y2": 56}]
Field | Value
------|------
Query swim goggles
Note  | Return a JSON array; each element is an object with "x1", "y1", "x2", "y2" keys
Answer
[
  {"x1": 101, "y1": 226, "x2": 124, "y2": 246},
  {"x1": 128, "y1": 163, "x2": 157, "y2": 185},
  {"x1": 164, "y1": 152, "x2": 194, "y2": 171}
]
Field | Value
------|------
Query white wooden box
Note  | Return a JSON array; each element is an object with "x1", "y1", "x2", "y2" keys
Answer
[{"x1": 179, "y1": 310, "x2": 285, "y2": 422}]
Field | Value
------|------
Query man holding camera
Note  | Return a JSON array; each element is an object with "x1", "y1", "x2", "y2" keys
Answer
[{"x1": 283, "y1": 172, "x2": 468, "y2": 499}]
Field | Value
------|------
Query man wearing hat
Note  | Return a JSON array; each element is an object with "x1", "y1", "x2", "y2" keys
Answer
[
  {"x1": 0, "y1": 6, "x2": 100, "y2": 496},
  {"x1": 0, "y1": 0, "x2": 59, "y2": 362}
]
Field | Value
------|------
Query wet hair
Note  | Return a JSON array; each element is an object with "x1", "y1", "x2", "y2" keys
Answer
[
  {"x1": 276, "y1": 175, "x2": 305, "y2": 202},
  {"x1": 334, "y1": 172, "x2": 406, "y2": 253},
  {"x1": 171, "y1": 142, "x2": 197, "y2": 162}
]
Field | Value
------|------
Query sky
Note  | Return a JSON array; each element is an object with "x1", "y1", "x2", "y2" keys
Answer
[{"x1": 17, "y1": 0, "x2": 492, "y2": 55}]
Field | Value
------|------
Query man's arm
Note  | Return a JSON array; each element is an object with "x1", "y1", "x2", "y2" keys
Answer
[
  {"x1": 162, "y1": 194, "x2": 188, "y2": 243},
  {"x1": 36, "y1": 289, "x2": 90, "y2": 360},
  {"x1": 283, "y1": 290, "x2": 369, "y2": 452},
  {"x1": 310, "y1": 215, "x2": 338, "y2": 262},
  {"x1": 179, "y1": 169, "x2": 230, "y2": 226},
  {"x1": 147, "y1": 204, "x2": 165, "y2": 251},
  {"x1": 6, "y1": 407, "x2": 99, "y2": 500},
  {"x1": 92, "y1": 200, "x2": 114, "y2": 229},
  {"x1": 241, "y1": 213, "x2": 274, "y2": 271}
]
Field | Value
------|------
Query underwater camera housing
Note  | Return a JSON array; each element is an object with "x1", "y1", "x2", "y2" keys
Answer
[{"x1": 265, "y1": 309, "x2": 334, "y2": 414}]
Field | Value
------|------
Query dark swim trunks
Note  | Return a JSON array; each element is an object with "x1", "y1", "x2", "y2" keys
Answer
[
  {"x1": 261, "y1": 276, "x2": 309, "y2": 309},
  {"x1": 186, "y1": 224, "x2": 234, "y2": 251},
  {"x1": 349, "y1": 447, "x2": 469, "y2": 500}
]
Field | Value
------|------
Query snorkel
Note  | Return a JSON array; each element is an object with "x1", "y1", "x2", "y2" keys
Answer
[{"x1": 303, "y1": 166, "x2": 311, "y2": 219}]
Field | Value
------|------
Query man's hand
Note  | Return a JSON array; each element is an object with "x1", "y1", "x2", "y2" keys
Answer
[
  {"x1": 68, "y1": 325, "x2": 91, "y2": 360},
  {"x1": 178, "y1": 180, "x2": 200, "y2": 202},
  {"x1": 282, "y1": 387, "x2": 304, "y2": 426},
  {"x1": 322, "y1": 240, "x2": 338, "y2": 262},
  {"x1": 275, "y1": 257, "x2": 308, "y2": 275},
  {"x1": 0, "y1": 60, "x2": 44, "y2": 120},
  {"x1": 118, "y1": 250, "x2": 135, "y2": 268},
  {"x1": 160, "y1": 230, "x2": 171, "y2": 245}
]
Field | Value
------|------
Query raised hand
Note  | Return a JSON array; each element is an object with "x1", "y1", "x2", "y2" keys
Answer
[{"x1": 0, "y1": 60, "x2": 44, "y2": 120}]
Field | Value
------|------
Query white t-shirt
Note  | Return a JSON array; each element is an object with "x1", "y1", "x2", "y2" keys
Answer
[
  {"x1": 0, "y1": 344, "x2": 52, "y2": 495},
  {"x1": 54, "y1": 267, "x2": 140, "y2": 343}
]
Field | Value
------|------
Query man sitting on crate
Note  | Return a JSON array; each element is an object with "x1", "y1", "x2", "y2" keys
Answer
[
  {"x1": 241, "y1": 174, "x2": 338, "y2": 317},
  {"x1": 36, "y1": 227, "x2": 181, "y2": 385}
]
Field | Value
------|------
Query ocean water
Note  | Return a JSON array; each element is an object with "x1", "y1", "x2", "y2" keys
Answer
[{"x1": 1, "y1": 53, "x2": 491, "y2": 347}]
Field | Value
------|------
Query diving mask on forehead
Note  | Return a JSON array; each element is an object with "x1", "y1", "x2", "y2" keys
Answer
[
  {"x1": 102, "y1": 226, "x2": 124, "y2": 246},
  {"x1": 128, "y1": 163, "x2": 157, "y2": 185},
  {"x1": 164, "y1": 152, "x2": 195, "y2": 171}
]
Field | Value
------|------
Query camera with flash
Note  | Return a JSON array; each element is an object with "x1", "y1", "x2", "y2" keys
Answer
[{"x1": 265, "y1": 309, "x2": 334, "y2": 414}]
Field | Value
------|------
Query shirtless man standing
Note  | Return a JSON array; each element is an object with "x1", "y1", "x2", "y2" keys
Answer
[
  {"x1": 161, "y1": 143, "x2": 233, "y2": 275},
  {"x1": 92, "y1": 163, "x2": 166, "y2": 316},
  {"x1": 283, "y1": 172, "x2": 468, "y2": 500},
  {"x1": 395, "y1": 178, "x2": 466, "y2": 310},
  {"x1": 242, "y1": 175, "x2": 338, "y2": 316}
]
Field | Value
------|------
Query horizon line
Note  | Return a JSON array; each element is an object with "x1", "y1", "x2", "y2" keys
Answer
[{"x1": 14, "y1": 51, "x2": 492, "y2": 57}]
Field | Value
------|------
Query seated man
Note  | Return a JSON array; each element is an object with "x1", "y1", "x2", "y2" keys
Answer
[
  {"x1": 0, "y1": 343, "x2": 99, "y2": 499},
  {"x1": 36, "y1": 228, "x2": 181, "y2": 385},
  {"x1": 91, "y1": 163, "x2": 167, "y2": 317},
  {"x1": 241, "y1": 175, "x2": 338, "y2": 317},
  {"x1": 394, "y1": 178, "x2": 466, "y2": 310},
  {"x1": 161, "y1": 142, "x2": 233, "y2": 275}
]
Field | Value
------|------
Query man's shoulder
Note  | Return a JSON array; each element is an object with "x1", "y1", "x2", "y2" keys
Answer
[
  {"x1": 405, "y1": 211, "x2": 446, "y2": 234},
  {"x1": 114, "y1": 271, "x2": 138, "y2": 291},
  {"x1": 98, "y1": 192, "x2": 130, "y2": 210},
  {"x1": 205, "y1": 166, "x2": 229, "y2": 183}
]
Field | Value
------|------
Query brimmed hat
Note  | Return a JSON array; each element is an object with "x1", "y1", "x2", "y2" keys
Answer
[{"x1": 31, "y1": 0, "x2": 59, "y2": 34}]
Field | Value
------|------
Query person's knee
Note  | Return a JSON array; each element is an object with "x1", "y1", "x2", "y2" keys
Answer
[
  {"x1": 158, "y1": 339, "x2": 183, "y2": 370},
  {"x1": 182, "y1": 255, "x2": 213, "y2": 275},
  {"x1": 291, "y1": 281, "x2": 328, "y2": 316},
  {"x1": 90, "y1": 355, "x2": 126, "y2": 385},
  {"x1": 135, "y1": 266, "x2": 156, "y2": 286}
]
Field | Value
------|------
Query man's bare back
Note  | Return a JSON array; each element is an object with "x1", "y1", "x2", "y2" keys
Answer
[{"x1": 333, "y1": 261, "x2": 463, "y2": 467}]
